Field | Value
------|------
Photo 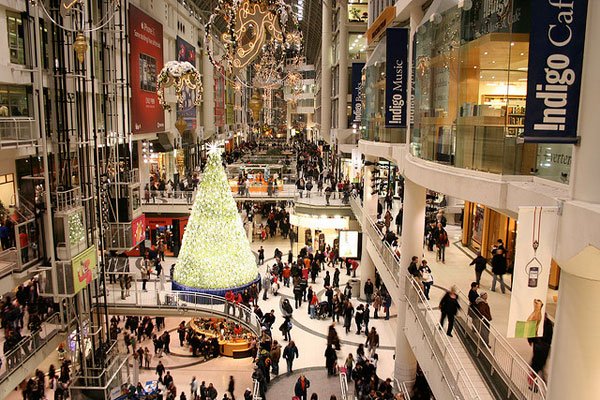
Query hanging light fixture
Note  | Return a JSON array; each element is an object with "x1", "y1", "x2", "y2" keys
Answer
[
  {"x1": 249, "y1": 90, "x2": 263, "y2": 122},
  {"x1": 157, "y1": 61, "x2": 203, "y2": 111},
  {"x1": 175, "y1": 116, "x2": 188, "y2": 135},
  {"x1": 73, "y1": 32, "x2": 88, "y2": 64}
]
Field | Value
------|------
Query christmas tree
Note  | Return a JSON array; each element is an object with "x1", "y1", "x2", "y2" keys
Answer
[{"x1": 174, "y1": 144, "x2": 258, "y2": 289}]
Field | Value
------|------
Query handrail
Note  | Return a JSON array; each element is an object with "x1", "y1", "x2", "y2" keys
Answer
[
  {"x1": 0, "y1": 313, "x2": 62, "y2": 385},
  {"x1": 104, "y1": 287, "x2": 262, "y2": 337},
  {"x1": 405, "y1": 275, "x2": 482, "y2": 399},
  {"x1": 363, "y1": 212, "x2": 401, "y2": 288},
  {"x1": 252, "y1": 378, "x2": 262, "y2": 400},
  {"x1": 399, "y1": 380, "x2": 414, "y2": 400},
  {"x1": 340, "y1": 371, "x2": 349, "y2": 400},
  {"x1": 456, "y1": 291, "x2": 547, "y2": 400},
  {"x1": 0, "y1": 247, "x2": 17, "y2": 277}
]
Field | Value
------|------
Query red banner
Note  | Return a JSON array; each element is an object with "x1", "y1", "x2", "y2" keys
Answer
[
  {"x1": 132, "y1": 215, "x2": 146, "y2": 245},
  {"x1": 129, "y1": 5, "x2": 165, "y2": 134}
]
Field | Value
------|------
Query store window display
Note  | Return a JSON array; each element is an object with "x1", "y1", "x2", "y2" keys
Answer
[{"x1": 411, "y1": 0, "x2": 571, "y2": 183}]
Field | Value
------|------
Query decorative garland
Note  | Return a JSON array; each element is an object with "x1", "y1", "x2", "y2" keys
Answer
[{"x1": 205, "y1": 0, "x2": 303, "y2": 89}]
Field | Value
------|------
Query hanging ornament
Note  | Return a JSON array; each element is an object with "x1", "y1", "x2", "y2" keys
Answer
[
  {"x1": 157, "y1": 61, "x2": 203, "y2": 111},
  {"x1": 73, "y1": 32, "x2": 88, "y2": 64}
]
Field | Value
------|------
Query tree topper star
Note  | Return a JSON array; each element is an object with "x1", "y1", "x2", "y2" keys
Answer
[{"x1": 207, "y1": 141, "x2": 224, "y2": 155}]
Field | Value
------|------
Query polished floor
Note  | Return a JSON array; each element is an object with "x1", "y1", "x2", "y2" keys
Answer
[{"x1": 4, "y1": 209, "x2": 554, "y2": 399}]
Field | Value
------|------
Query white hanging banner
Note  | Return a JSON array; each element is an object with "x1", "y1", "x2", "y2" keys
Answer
[{"x1": 507, "y1": 206, "x2": 558, "y2": 338}]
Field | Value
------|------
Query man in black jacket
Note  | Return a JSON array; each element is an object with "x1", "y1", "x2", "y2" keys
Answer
[
  {"x1": 491, "y1": 249, "x2": 507, "y2": 294},
  {"x1": 470, "y1": 252, "x2": 487, "y2": 285},
  {"x1": 363, "y1": 279, "x2": 374, "y2": 304}
]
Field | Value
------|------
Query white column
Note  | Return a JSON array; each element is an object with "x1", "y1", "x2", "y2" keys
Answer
[
  {"x1": 571, "y1": 0, "x2": 600, "y2": 203},
  {"x1": 321, "y1": 0, "x2": 333, "y2": 143},
  {"x1": 338, "y1": 0, "x2": 349, "y2": 131},
  {"x1": 406, "y1": 5, "x2": 424, "y2": 143},
  {"x1": 394, "y1": 178, "x2": 424, "y2": 383},
  {"x1": 547, "y1": 248, "x2": 600, "y2": 399},
  {"x1": 202, "y1": 49, "x2": 215, "y2": 140}
]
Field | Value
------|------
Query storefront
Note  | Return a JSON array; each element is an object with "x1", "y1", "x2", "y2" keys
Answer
[
  {"x1": 461, "y1": 201, "x2": 516, "y2": 269},
  {"x1": 411, "y1": 0, "x2": 572, "y2": 184},
  {"x1": 289, "y1": 213, "x2": 357, "y2": 256},
  {"x1": 145, "y1": 215, "x2": 189, "y2": 257}
]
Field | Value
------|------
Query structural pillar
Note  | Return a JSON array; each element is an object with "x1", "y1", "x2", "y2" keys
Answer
[
  {"x1": 202, "y1": 49, "x2": 215, "y2": 140},
  {"x1": 394, "y1": 178, "x2": 425, "y2": 384},
  {"x1": 338, "y1": 0, "x2": 349, "y2": 131},
  {"x1": 547, "y1": 247, "x2": 600, "y2": 400},
  {"x1": 321, "y1": 0, "x2": 333, "y2": 144},
  {"x1": 406, "y1": 5, "x2": 424, "y2": 143}
]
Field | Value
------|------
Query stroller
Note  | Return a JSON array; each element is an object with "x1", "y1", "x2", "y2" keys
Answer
[{"x1": 316, "y1": 301, "x2": 331, "y2": 319}]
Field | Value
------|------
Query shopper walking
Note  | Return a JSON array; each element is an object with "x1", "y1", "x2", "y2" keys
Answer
[
  {"x1": 475, "y1": 292, "x2": 492, "y2": 346},
  {"x1": 270, "y1": 340, "x2": 282, "y2": 375},
  {"x1": 419, "y1": 261, "x2": 434, "y2": 300},
  {"x1": 325, "y1": 344, "x2": 338, "y2": 376},
  {"x1": 283, "y1": 340, "x2": 299, "y2": 373},
  {"x1": 227, "y1": 376, "x2": 235, "y2": 400},
  {"x1": 439, "y1": 286, "x2": 461, "y2": 337},
  {"x1": 366, "y1": 327, "x2": 379, "y2": 357},
  {"x1": 363, "y1": 279, "x2": 374, "y2": 304},
  {"x1": 491, "y1": 249, "x2": 507, "y2": 294},
  {"x1": 470, "y1": 252, "x2": 487, "y2": 285},
  {"x1": 294, "y1": 375, "x2": 311, "y2": 400}
]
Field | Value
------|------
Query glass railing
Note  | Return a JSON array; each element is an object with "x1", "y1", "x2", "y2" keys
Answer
[
  {"x1": 0, "y1": 313, "x2": 62, "y2": 384},
  {"x1": 0, "y1": 248, "x2": 17, "y2": 277},
  {"x1": 455, "y1": 291, "x2": 547, "y2": 400},
  {"x1": 104, "y1": 287, "x2": 262, "y2": 337},
  {"x1": 405, "y1": 275, "x2": 483, "y2": 400}
]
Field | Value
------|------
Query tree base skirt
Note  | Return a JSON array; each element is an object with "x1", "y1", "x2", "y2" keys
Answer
[{"x1": 171, "y1": 274, "x2": 261, "y2": 304}]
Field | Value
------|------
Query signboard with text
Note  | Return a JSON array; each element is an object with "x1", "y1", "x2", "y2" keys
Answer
[
  {"x1": 129, "y1": 5, "x2": 165, "y2": 134},
  {"x1": 351, "y1": 63, "x2": 365, "y2": 126},
  {"x1": 385, "y1": 28, "x2": 409, "y2": 128},
  {"x1": 72, "y1": 246, "x2": 97, "y2": 294},
  {"x1": 524, "y1": 0, "x2": 588, "y2": 143}
]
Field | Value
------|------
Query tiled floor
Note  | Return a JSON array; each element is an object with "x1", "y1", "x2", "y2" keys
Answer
[{"x1": 4, "y1": 201, "x2": 550, "y2": 400}]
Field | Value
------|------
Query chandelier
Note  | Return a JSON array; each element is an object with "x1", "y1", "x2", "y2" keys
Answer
[
  {"x1": 205, "y1": 0, "x2": 303, "y2": 86},
  {"x1": 157, "y1": 61, "x2": 203, "y2": 111}
]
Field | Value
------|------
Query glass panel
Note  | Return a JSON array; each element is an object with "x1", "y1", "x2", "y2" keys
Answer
[{"x1": 7, "y1": 12, "x2": 25, "y2": 65}]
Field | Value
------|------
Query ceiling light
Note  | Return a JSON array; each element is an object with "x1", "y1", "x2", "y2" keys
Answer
[
  {"x1": 510, "y1": 42, "x2": 515, "y2": 46},
  {"x1": 484, "y1": 51, "x2": 488, "y2": 55},
  {"x1": 520, "y1": 52, "x2": 525, "y2": 56}
]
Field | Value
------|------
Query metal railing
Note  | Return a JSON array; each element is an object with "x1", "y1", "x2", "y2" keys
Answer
[
  {"x1": 0, "y1": 248, "x2": 17, "y2": 277},
  {"x1": 340, "y1": 371, "x2": 352, "y2": 400},
  {"x1": 405, "y1": 275, "x2": 482, "y2": 400},
  {"x1": 144, "y1": 190, "x2": 197, "y2": 205},
  {"x1": 0, "y1": 117, "x2": 37, "y2": 147},
  {"x1": 399, "y1": 380, "x2": 414, "y2": 399},
  {"x1": 0, "y1": 313, "x2": 62, "y2": 384},
  {"x1": 55, "y1": 187, "x2": 82, "y2": 212},
  {"x1": 349, "y1": 195, "x2": 363, "y2": 225},
  {"x1": 363, "y1": 213, "x2": 402, "y2": 288},
  {"x1": 252, "y1": 378, "x2": 262, "y2": 400},
  {"x1": 104, "y1": 286, "x2": 262, "y2": 337},
  {"x1": 456, "y1": 291, "x2": 547, "y2": 400}
]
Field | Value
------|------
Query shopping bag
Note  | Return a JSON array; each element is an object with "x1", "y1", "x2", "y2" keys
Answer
[{"x1": 515, "y1": 320, "x2": 537, "y2": 338}]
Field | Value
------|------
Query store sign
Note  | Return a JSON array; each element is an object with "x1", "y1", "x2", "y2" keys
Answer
[
  {"x1": 339, "y1": 231, "x2": 359, "y2": 258},
  {"x1": 385, "y1": 28, "x2": 409, "y2": 128},
  {"x1": 366, "y1": 6, "x2": 396, "y2": 45},
  {"x1": 176, "y1": 36, "x2": 197, "y2": 131},
  {"x1": 524, "y1": 0, "x2": 588, "y2": 144},
  {"x1": 72, "y1": 246, "x2": 97, "y2": 294},
  {"x1": 507, "y1": 207, "x2": 558, "y2": 338},
  {"x1": 129, "y1": 5, "x2": 165, "y2": 134},
  {"x1": 351, "y1": 63, "x2": 365, "y2": 125}
]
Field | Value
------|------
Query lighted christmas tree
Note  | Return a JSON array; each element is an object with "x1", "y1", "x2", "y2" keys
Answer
[{"x1": 174, "y1": 144, "x2": 258, "y2": 290}]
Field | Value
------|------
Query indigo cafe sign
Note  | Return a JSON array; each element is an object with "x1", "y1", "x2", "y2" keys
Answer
[
  {"x1": 351, "y1": 63, "x2": 365, "y2": 125},
  {"x1": 385, "y1": 28, "x2": 409, "y2": 128},
  {"x1": 524, "y1": 0, "x2": 589, "y2": 144}
]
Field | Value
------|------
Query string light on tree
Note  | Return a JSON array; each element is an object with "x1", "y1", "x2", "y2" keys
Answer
[{"x1": 174, "y1": 145, "x2": 258, "y2": 290}]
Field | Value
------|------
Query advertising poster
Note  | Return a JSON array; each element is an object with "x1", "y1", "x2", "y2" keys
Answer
[
  {"x1": 132, "y1": 214, "x2": 146, "y2": 245},
  {"x1": 72, "y1": 245, "x2": 97, "y2": 294},
  {"x1": 339, "y1": 231, "x2": 359, "y2": 258},
  {"x1": 214, "y1": 69, "x2": 225, "y2": 128},
  {"x1": 351, "y1": 63, "x2": 365, "y2": 125},
  {"x1": 524, "y1": 0, "x2": 588, "y2": 143},
  {"x1": 507, "y1": 207, "x2": 558, "y2": 338},
  {"x1": 176, "y1": 36, "x2": 197, "y2": 131},
  {"x1": 385, "y1": 28, "x2": 409, "y2": 128},
  {"x1": 129, "y1": 5, "x2": 164, "y2": 134}
]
